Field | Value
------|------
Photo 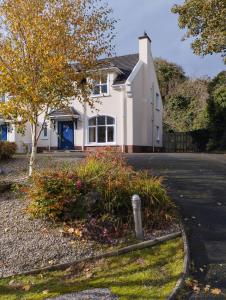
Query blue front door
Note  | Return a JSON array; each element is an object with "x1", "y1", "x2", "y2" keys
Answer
[
  {"x1": 0, "y1": 124, "x2": 7, "y2": 141},
  {"x1": 58, "y1": 121, "x2": 74, "y2": 150}
]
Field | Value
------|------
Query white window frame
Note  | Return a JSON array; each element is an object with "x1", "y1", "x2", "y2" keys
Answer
[
  {"x1": 91, "y1": 74, "x2": 110, "y2": 98},
  {"x1": 41, "y1": 122, "x2": 48, "y2": 140},
  {"x1": 87, "y1": 115, "x2": 116, "y2": 146}
]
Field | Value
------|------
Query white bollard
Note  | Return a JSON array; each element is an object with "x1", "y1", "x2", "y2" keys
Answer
[{"x1": 132, "y1": 194, "x2": 144, "y2": 241}]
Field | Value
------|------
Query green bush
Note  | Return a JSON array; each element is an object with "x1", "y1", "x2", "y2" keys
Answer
[
  {"x1": 25, "y1": 149, "x2": 175, "y2": 228},
  {"x1": 0, "y1": 141, "x2": 17, "y2": 159}
]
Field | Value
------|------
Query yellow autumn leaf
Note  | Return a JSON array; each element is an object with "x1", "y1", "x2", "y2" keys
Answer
[
  {"x1": 211, "y1": 288, "x2": 221, "y2": 295},
  {"x1": 22, "y1": 284, "x2": 31, "y2": 291}
]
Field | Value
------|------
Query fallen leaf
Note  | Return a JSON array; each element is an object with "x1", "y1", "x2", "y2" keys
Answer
[
  {"x1": 68, "y1": 228, "x2": 75, "y2": 234},
  {"x1": 69, "y1": 240, "x2": 76, "y2": 245},
  {"x1": 22, "y1": 284, "x2": 31, "y2": 291},
  {"x1": 211, "y1": 288, "x2": 221, "y2": 295},
  {"x1": 41, "y1": 228, "x2": 48, "y2": 234},
  {"x1": 8, "y1": 280, "x2": 16, "y2": 286},
  {"x1": 85, "y1": 272, "x2": 93, "y2": 279},
  {"x1": 8, "y1": 280, "x2": 23, "y2": 289},
  {"x1": 74, "y1": 229, "x2": 82, "y2": 237}
]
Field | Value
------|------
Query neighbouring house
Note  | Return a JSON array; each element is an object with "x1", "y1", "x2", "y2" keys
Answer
[{"x1": 0, "y1": 33, "x2": 163, "y2": 153}]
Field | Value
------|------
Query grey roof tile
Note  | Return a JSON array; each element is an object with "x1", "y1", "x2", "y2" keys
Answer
[
  {"x1": 49, "y1": 107, "x2": 80, "y2": 118},
  {"x1": 99, "y1": 53, "x2": 139, "y2": 84}
]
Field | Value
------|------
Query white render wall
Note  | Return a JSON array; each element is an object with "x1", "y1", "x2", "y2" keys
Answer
[
  {"x1": 126, "y1": 36, "x2": 163, "y2": 148},
  {"x1": 37, "y1": 71, "x2": 127, "y2": 150},
  {"x1": 5, "y1": 123, "x2": 31, "y2": 153}
]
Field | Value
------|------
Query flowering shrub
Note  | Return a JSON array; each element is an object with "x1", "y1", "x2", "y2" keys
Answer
[
  {"x1": 25, "y1": 149, "x2": 175, "y2": 228},
  {"x1": 26, "y1": 170, "x2": 89, "y2": 220},
  {"x1": 0, "y1": 141, "x2": 17, "y2": 159}
]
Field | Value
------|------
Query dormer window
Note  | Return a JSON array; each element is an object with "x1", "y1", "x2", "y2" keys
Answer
[{"x1": 92, "y1": 75, "x2": 109, "y2": 96}]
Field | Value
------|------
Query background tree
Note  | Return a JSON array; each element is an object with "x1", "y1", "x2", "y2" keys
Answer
[
  {"x1": 0, "y1": 0, "x2": 115, "y2": 175},
  {"x1": 164, "y1": 78, "x2": 209, "y2": 132},
  {"x1": 207, "y1": 71, "x2": 226, "y2": 150},
  {"x1": 154, "y1": 58, "x2": 187, "y2": 104},
  {"x1": 172, "y1": 0, "x2": 226, "y2": 62},
  {"x1": 155, "y1": 58, "x2": 209, "y2": 132}
]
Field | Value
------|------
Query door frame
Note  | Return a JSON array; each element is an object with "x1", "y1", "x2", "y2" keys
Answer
[{"x1": 58, "y1": 120, "x2": 74, "y2": 150}]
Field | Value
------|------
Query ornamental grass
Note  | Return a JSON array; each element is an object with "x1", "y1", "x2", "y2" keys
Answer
[{"x1": 25, "y1": 149, "x2": 175, "y2": 231}]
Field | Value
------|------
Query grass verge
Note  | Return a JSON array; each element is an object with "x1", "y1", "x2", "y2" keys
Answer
[{"x1": 0, "y1": 238, "x2": 183, "y2": 300}]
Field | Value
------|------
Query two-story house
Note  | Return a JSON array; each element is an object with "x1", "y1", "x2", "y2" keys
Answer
[{"x1": 0, "y1": 33, "x2": 163, "y2": 153}]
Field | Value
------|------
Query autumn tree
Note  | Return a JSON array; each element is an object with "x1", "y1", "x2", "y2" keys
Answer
[
  {"x1": 172, "y1": 0, "x2": 226, "y2": 62},
  {"x1": 0, "y1": 0, "x2": 115, "y2": 175}
]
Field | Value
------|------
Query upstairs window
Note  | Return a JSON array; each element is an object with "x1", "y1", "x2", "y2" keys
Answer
[
  {"x1": 88, "y1": 116, "x2": 115, "y2": 144},
  {"x1": 92, "y1": 75, "x2": 108, "y2": 96}
]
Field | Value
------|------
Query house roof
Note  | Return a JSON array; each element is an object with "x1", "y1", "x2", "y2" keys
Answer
[{"x1": 99, "y1": 53, "x2": 139, "y2": 85}]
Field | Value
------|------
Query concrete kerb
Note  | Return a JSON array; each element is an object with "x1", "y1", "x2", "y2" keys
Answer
[
  {"x1": 2, "y1": 231, "x2": 181, "y2": 279},
  {"x1": 167, "y1": 222, "x2": 190, "y2": 300}
]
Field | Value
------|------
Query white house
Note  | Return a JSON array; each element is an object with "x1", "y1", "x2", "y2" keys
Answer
[{"x1": 0, "y1": 33, "x2": 163, "y2": 153}]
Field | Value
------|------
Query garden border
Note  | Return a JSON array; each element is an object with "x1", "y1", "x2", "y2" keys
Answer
[
  {"x1": 3, "y1": 231, "x2": 181, "y2": 279},
  {"x1": 167, "y1": 222, "x2": 190, "y2": 300}
]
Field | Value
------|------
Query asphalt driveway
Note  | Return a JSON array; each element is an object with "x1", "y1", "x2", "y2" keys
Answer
[{"x1": 127, "y1": 153, "x2": 226, "y2": 298}]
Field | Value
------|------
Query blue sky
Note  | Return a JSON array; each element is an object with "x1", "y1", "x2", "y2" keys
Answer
[{"x1": 108, "y1": 0, "x2": 225, "y2": 78}]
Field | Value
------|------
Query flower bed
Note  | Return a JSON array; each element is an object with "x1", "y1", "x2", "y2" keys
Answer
[{"x1": 23, "y1": 149, "x2": 175, "y2": 243}]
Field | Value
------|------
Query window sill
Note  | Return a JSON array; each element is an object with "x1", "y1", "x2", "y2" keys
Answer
[
  {"x1": 86, "y1": 142, "x2": 116, "y2": 146},
  {"x1": 91, "y1": 93, "x2": 111, "y2": 99}
]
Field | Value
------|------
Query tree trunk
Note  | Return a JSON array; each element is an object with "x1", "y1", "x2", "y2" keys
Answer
[{"x1": 29, "y1": 125, "x2": 37, "y2": 176}]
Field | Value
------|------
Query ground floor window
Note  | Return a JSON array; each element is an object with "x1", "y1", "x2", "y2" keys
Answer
[
  {"x1": 0, "y1": 124, "x2": 7, "y2": 141},
  {"x1": 88, "y1": 116, "x2": 115, "y2": 144},
  {"x1": 156, "y1": 126, "x2": 160, "y2": 142}
]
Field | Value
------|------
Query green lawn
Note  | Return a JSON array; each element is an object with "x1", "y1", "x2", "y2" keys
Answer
[{"x1": 0, "y1": 238, "x2": 183, "y2": 300}]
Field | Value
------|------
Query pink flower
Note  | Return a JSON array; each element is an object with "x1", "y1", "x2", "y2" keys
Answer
[{"x1": 75, "y1": 180, "x2": 83, "y2": 190}]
